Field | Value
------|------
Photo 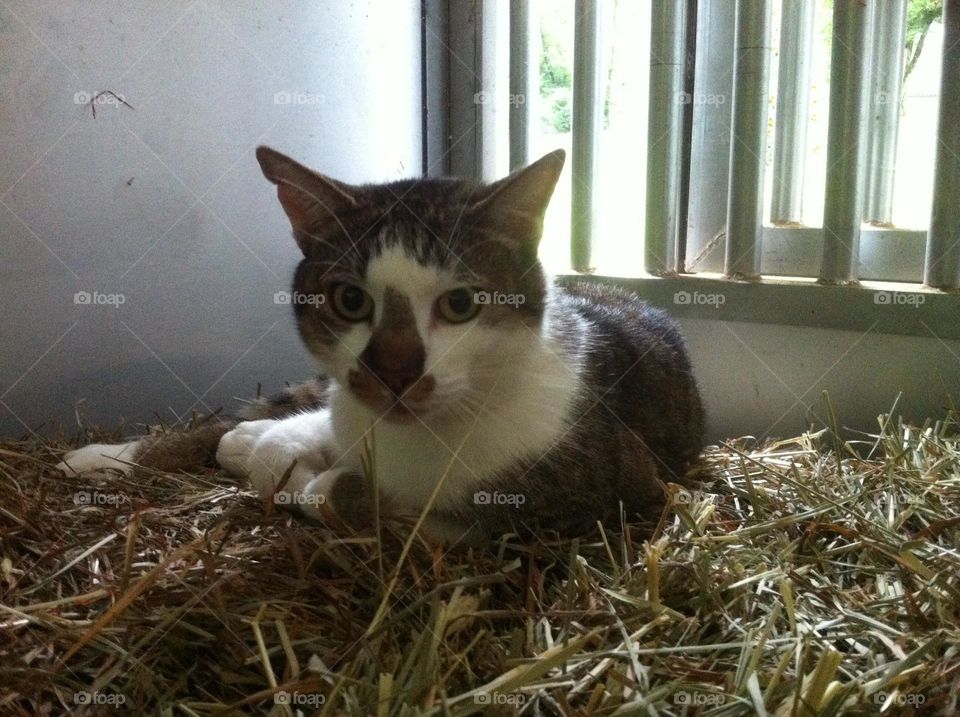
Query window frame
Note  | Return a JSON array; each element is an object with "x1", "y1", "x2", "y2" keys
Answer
[{"x1": 424, "y1": 0, "x2": 960, "y2": 341}]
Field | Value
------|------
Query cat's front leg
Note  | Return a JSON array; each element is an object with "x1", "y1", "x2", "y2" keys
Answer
[
  {"x1": 217, "y1": 412, "x2": 384, "y2": 528},
  {"x1": 216, "y1": 409, "x2": 339, "y2": 497}
]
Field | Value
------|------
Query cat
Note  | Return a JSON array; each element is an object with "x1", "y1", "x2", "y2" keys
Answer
[{"x1": 58, "y1": 146, "x2": 705, "y2": 544}]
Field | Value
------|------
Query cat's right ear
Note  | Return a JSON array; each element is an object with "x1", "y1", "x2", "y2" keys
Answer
[{"x1": 255, "y1": 146, "x2": 358, "y2": 255}]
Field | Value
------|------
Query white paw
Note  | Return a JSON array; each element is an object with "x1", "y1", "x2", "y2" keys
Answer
[
  {"x1": 56, "y1": 442, "x2": 140, "y2": 476},
  {"x1": 245, "y1": 420, "x2": 330, "y2": 496},
  {"x1": 273, "y1": 466, "x2": 347, "y2": 519},
  {"x1": 246, "y1": 432, "x2": 308, "y2": 497},
  {"x1": 216, "y1": 419, "x2": 275, "y2": 476},
  {"x1": 216, "y1": 411, "x2": 336, "y2": 497}
]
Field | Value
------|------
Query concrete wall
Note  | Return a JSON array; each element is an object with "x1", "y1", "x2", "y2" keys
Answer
[
  {"x1": 681, "y1": 319, "x2": 958, "y2": 443},
  {"x1": 0, "y1": 0, "x2": 422, "y2": 436}
]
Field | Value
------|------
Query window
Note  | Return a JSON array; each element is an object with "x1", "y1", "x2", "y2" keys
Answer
[{"x1": 426, "y1": 0, "x2": 960, "y2": 339}]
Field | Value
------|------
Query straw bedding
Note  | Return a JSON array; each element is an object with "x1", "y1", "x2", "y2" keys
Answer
[{"x1": 1, "y1": 409, "x2": 958, "y2": 715}]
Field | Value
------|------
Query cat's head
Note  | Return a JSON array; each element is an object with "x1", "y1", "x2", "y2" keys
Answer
[{"x1": 256, "y1": 146, "x2": 564, "y2": 424}]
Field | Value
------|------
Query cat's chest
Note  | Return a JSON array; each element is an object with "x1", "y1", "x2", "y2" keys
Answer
[{"x1": 329, "y1": 379, "x2": 579, "y2": 512}]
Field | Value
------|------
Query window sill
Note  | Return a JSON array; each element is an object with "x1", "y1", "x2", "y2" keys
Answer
[{"x1": 557, "y1": 273, "x2": 960, "y2": 340}]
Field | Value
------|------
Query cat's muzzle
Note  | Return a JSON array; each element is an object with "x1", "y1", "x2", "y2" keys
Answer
[{"x1": 347, "y1": 368, "x2": 437, "y2": 423}]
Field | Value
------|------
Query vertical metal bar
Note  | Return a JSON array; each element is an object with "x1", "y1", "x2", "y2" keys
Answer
[
  {"x1": 644, "y1": 0, "x2": 686, "y2": 275},
  {"x1": 723, "y1": 0, "x2": 772, "y2": 279},
  {"x1": 422, "y1": 0, "x2": 450, "y2": 177},
  {"x1": 819, "y1": 0, "x2": 872, "y2": 284},
  {"x1": 421, "y1": 0, "x2": 429, "y2": 175},
  {"x1": 865, "y1": 0, "x2": 907, "y2": 225},
  {"x1": 924, "y1": 0, "x2": 960, "y2": 289},
  {"x1": 448, "y1": 0, "x2": 509, "y2": 182},
  {"x1": 685, "y1": 0, "x2": 736, "y2": 273},
  {"x1": 480, "y1": 0, "x2": 510, "y2": 181},
  {"x1": 571, "y1": 0, "x2": 604, "y2": 272},
  {"x1": 509, "y1": 0, "x2": 537, "y2": 170},
  {"x1": 770, "y1": 0, "x2": 814, "y2": 224},
  {"x1": 447, "y1": 0, "x2": 482, "y2": 180},
  {"x1": 675, "y1": 0, "x2": 699, "y2": 273}
]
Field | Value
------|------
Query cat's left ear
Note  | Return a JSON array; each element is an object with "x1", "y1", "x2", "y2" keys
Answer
[
  {"x1": 256, "y1": 146, "x2": 359, "y2": 255},
  {"x1": 470, "y1": 149, "x2": 565, "y2": 249}
]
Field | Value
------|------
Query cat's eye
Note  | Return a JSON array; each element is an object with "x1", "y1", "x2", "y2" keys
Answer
[
  {"x1": 331, "y1": 283, "x2": 374, "y2": 321},
  {"x1": 437, "y1": 287, "x2": 482, "y2": 323}
]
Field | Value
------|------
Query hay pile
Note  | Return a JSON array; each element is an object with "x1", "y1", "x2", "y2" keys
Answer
[{"x1": 1, "y1": 410, "x2": 958, "y2": 716}]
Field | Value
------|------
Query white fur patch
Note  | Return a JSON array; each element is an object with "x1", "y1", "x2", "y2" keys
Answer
[
  {"x1": 216, "y1": 411, "x2": 338, "y2": 496},
  {"x1": 366, "y1": 243, "x2": 456, "y2": 335},
  {"x1": 57, "y1": 442, "x2": 140, "y2": 476}
]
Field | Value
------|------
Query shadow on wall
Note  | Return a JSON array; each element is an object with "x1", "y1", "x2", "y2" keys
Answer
[
  {"x1": 0, "y1": 0, "x2": 422, "y2": 438},
  {"x1": 2, "y1": 346, "x2": 318, "y2": 439}
]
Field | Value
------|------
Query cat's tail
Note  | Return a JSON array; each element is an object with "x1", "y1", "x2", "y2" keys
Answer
[{"x1": 56, "y1": 377, "x2": 329, "y2": 476}]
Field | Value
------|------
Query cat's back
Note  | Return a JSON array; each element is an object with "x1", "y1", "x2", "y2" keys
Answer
[
  {"x1": 555, "y1": 280, "x2": 688, "y2": 352},
  {"x1": 553, "y1": 280, "x2": 704, "y2": 469}
]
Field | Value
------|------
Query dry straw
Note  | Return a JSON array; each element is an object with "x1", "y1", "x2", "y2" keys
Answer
[{"x1": 1, "y1": 406, "x2": 958, "y2": 714}]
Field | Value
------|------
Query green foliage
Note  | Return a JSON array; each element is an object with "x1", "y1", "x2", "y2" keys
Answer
[
  {"x1": 540, "y1": 28, "x2": 572, "y2": 134},
  {"x1": 547, "y1": 92, "x2": 572, "y2": 133},
  {"x1": 822, "y1": 0, "x2": 942, "y2": 80},
  {"x1": 906, "y1": 0, "x2": 943, "y2": 46},
  {"x1": 905, "y1": 0, "x2": 943, "y2": 79},
  {"x1": 540, "y1": 29, "x2": 571, "y2": 91},
  {"x1": 538, "y1": 23, "x2": 612, "y2": 135}
]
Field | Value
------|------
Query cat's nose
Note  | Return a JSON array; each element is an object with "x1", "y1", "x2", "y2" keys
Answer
[
  {"x1": 359, "y1": 328, "x2": 425, "y2": 397},
  {"x1": 379, "y1": 364, "x2": 422, "y2": 397}
]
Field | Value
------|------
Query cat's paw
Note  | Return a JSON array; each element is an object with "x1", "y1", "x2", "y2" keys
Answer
[
  {"x1": 216, "y1": 419, "x2": 275, "y2": 477},
  {"x1": 56, "y1": 441, "x2": 140, "y2": 476},
  {"x1": 245, "y1": 423, "x2": 326, "y2": 496},
  {"x1": 273, "y1": 465, "x2": 346, "y2": 521},
  {"x1": 217, "y1": 413, "x2": 334, "y2": 497}
]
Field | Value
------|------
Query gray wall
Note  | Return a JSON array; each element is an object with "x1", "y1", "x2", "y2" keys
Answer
[
  {"x1": 682, "y1": 319, "x2": 958, "y2": 443},
  {"x1": 1, "y1": 1, "x2": 422, "y2": 436}
]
